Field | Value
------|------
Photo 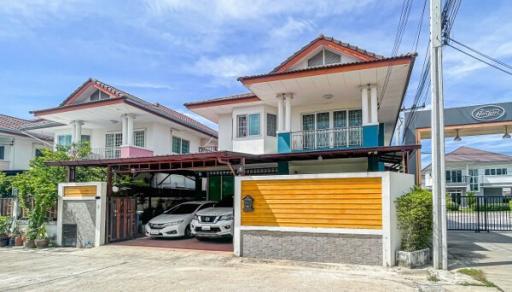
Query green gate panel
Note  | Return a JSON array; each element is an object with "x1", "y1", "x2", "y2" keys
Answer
[
  {"x1": 208, "y1": 176, "x2": 222, "y2": 202},
  {"x1": 222, "y1": 176, "x2": 234, "y2": 200}
]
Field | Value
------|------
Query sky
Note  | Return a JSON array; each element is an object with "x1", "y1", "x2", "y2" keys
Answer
[{"x1": 0, "y1": 0, "x2": 511, "y2": 167}]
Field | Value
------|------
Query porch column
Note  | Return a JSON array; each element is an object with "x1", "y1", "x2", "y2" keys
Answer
[
  {"x1": 284, "y1": 93, "x2": 292, "y2": 132},
  {"x1": 126, "y1": 114, "x2": 134, "y2": 146},
  {"x1": 121, "y1": 114, "x2": 128, "y2": 145},
  {"x1": 361, "y1": 86, "x2": 370, "y2": 125},
  {"x1": 370, "y1": 85, "x2": 378, "y2": 124},
  {"x1": 277, "y1": 94, "x2": 285, "y2": 132},
  {"x1": 71, "y1": 120, "x2": 83, "y2": 144}
]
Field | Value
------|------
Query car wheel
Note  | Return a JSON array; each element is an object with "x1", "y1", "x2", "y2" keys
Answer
[{"x1": 185, "y1": 226, "x2": 192, "y2": 238}]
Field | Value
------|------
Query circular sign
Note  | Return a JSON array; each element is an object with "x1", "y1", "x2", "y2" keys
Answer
[{"x1": 471, "y1": 105, "x2": 505, "y2": 121}]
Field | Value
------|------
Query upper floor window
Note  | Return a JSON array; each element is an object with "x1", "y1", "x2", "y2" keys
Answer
[
  {"x1": 237, "y1": 113, "x2": 260, "y2": 138},
  {"x1": 90, "y1": 90, "x2": 110, "y2": 102},
  {"x1": 307, "y1": 48, "x2": 342, "y2": 68},
  {"x1": 267, "y1": 113, "x2": 277, "y2": 137},
  {"x1": 172, "y1": 136, "x2": 190, "y2": 154},
  {"x1": 57, "y1": 135, "x2": 72, "y2": 147},
  {"x1": 0, "y1": 146, "x2": 4, "y2": 160},
  {"x1": 134, "y1": 130, "x2": 145, "y2": 148},
  {"x1": 446, "y1": 170, "x2": 463, "y2": 183},
  {"x1": 485, "y1": 168, "x2": 508, "y2": 176}
]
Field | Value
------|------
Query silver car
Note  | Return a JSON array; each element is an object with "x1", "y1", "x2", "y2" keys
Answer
[
  {"x1": 190, "y1": 198, "x2": 234, "y2": 239},
  {"x1": 145, "y1": 201, "x2": 215, "y2": 238}
]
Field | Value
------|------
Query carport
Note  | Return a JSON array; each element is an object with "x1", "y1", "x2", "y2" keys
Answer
[{"x1": 48, "y1": 145, "x2": 418, "y2": 252}]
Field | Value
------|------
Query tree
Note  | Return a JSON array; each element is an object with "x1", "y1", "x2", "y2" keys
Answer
[{"x1": 11, "y1": 143, "x2": 106, "y2": 240}]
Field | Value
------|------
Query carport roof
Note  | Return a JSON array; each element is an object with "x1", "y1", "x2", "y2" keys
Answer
[{"x1": 46, "y1": 145, "x2": 420, "y2": 170}]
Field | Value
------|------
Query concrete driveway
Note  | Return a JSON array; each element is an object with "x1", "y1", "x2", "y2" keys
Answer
[
  {"x1": 449, "y1": 231, "x2": 512, "y2": 291},
  {"x1": 0, "y1": 245, "x2": 497, "y2": 292}
]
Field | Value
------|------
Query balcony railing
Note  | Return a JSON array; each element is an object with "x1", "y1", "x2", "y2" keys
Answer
[
  {"x1": 291, "y1": 127, "x2": 363, "y2": 152},
  {"x1": 72, "y1": 147, "x2": 121, "y2": 160},
  {"x1": 199, "y1": 146, "x2": 218, "y2": 153}
]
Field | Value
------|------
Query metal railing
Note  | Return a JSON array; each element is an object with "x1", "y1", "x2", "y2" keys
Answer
[
  {"x1": 82, "y1": 147, "x2": 121, "y2": 160},
  {"x1": 291, "y1": 127, "x2": 363, "y2": 151},
  {"x1": 446, "y1": 175, "x2": 468, "y2": 186},
  {"x1": 199, "y1": 146, "x2": 218, "y2": 153},
  {"x1": 447, "y1": 195, "x2": 512, "y2": 231}
]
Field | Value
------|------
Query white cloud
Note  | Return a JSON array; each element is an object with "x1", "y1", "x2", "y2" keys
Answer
[
  {"x1": 270, "y1": 18, "x2": 314, "y2": 39},
  {"x1": 187, "y1": 54, "x2": 265, "y2": 86}
]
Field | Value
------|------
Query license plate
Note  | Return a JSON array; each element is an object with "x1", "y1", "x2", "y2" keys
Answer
[
  {"x1": 202, "y1": 226, "x2": 211, "y2": 231},
  {"x1": 150, "y1": 230, "x2": 160, "y2": 235}
]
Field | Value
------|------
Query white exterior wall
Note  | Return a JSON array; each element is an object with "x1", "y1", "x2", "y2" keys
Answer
[
  {"x1": 0, "y1": 134, "x2": 47, "y2": 171},
  {"x1": 231, "y1": 105, "x2": 277, "y2": 154},
  {"x1": 218, "y1": 114, "x2": 233, "y2": 151}
]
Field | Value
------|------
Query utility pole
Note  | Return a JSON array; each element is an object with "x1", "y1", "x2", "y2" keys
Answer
[{"x1": 430, "y1": 0, "x2": 448, "y2": 270}]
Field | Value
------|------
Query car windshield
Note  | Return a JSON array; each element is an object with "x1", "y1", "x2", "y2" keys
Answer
[
  {"x1": 215, "y1": 198, "x2": 234, "y2": 208},
  {"x1": 164, "y1": 203, "x2": 200, "y2": 214}
]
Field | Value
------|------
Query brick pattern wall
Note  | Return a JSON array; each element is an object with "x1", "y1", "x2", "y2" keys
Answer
[{"x1": 241, "y1": 230, "x2": 382, "y2": 265}]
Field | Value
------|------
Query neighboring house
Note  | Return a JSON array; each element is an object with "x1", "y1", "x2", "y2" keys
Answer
[
  {"x1": 186, "y1": 35, "x2": 415, "y2": 173},
  {"x1": 24, "y1": 79, "x2": 218, "y2": 159},
  {"x1": 0, "y1": 114, "x2": 53, "y2": 174},
  {"x1": 422, "y1": 146, "x2": 512, "y2": 196}
]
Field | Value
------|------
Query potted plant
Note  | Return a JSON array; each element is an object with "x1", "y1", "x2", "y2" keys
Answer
[
  {"x1": 395, "y1": 187, "x2": 433, "y2": 268},
  {"x1": 24, "y1": 227, "x2": 36, "y2": 248},
  {"x1": 0, "y1": 216, "x2": 11, "y2": 247},
  {"x1": 12, "y1": 227, "x2": 24, "y2": 246},
  {"x1": 34, "y1": 224, "x2": 49, "y2": 248}
]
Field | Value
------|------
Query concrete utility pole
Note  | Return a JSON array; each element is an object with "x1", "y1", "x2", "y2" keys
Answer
[{"x1": 430, "y1": 0, "x2": 448, "y2": 270}]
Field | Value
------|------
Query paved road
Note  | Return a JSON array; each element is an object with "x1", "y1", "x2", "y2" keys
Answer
[
  {"x1": 449, "y1": 231, "x2": 512, "y2": 291},
  {"x1": 0, "y1": 245, "x2": 489, "y2": 292}
]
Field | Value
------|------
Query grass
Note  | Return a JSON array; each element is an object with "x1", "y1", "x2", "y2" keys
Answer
[{"x1": 458, "y1": 268, "x2": 502, "y2": 291}]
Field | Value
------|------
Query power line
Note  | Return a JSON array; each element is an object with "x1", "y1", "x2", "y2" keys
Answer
[
  {"x1": 446, "y1": 43, "x2": 512, "y2": 76},
  {"x1": 448, "y1": 37, "x2": 512, "y2": 71},
  {"x1": 412, "y1": 0, "x2": 428, "y2": 52}
]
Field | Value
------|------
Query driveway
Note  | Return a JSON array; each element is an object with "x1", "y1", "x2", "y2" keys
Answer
[
  {"x1": 0, "y1": 245, "x2": 493, "y2": 292},
  {"x1": 449, "y1": 231, "x2": 512, "y2": 291}
]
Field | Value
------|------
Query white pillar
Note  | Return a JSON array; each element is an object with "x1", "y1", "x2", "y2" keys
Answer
[
  {"x1": 71, "y1": 120, "x2": 83, "y2": 144},
  {"x1": 370, "y1": 85, "x2": 378, "y2": 124},
  {"x1": 361, "y1": 86, "x2": 370, "y2": 125},
  {"x1": 121, "y1": 115, "x2": 128, "y2": 145},
  {"x1": 284, "y1": 93, "x2": 292, "y2": 132},
  {"x1": 126, "y1": 114, "x2": 134, "y2": 146},
  {"x1": 277, "y1": 94, "x2": 285, "y2": 132}
]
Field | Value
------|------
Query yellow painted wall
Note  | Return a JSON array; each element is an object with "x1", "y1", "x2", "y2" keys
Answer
[
  {"x1": 241, "y1": 177, "x2": 382, "y2": 229},
  {"x1": 63, "y1": 185, "x2": 97, "y2": 197}
]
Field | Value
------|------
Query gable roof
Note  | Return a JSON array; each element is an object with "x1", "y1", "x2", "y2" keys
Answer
[
  {"x1": 0, "y1": 114, "x2": 53, "y2": 142},
  {"x1": 33, "y1": 79, "x2": 217, "y2": 138},
  {"x1": 271, "y1": 34, "x2": 383, "y2": 73},
  {"x1": 423, "y1": 146, "x2": 512, "y2": 172}
]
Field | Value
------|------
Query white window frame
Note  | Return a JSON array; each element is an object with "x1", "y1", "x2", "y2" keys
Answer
[
  {"x1": 236, "y1": 113, "x2": 261, "y2": 139},
  {"x1": 172, "y1": 136, "x2": 190, "y2": 154}
]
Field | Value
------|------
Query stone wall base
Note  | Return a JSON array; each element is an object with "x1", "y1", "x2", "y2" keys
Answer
[{"x1": 241, "y1": 230, "x2": 382, "y2": 265}]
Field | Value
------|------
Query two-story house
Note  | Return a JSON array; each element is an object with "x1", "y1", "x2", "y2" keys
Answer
[
  {"x1": 423, "y1": 146, "x2": 512, "y2": 197},
  {"x1": 0, "y1": 114, "x2": 52, "y2": 174},
  {"x1": 186, "y1": 35, "x2": 416, "y2": 174},
  {"x1": 24, "y1": 79, "x2": 217, "y2": 159}
]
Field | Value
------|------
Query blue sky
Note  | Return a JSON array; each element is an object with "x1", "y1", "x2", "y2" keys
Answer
[{"x1": 1, "y1": 0, "x2": 511, "y2": 166}]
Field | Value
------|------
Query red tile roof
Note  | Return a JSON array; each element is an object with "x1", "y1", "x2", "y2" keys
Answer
[
  {"x1": 445, "y1": 146, "x2": 512, "y2": 163},
  {"x1": 0, "y1": 114, "x2": 53, "y2": 141},
  {"x1": 184, "y1": 92, "x2": 259, "y2": 109},
  {"x1": 38, "y1": 79, "x2": 217, "y2": 138}
]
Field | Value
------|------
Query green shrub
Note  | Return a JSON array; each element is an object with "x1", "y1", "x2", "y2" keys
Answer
[
  {"x1": 395, "y1": 187, "x2": 433, "y2": 251},
  {"x1": 466, "y1": 192, "x2": 476, "y2": 209},
  {"x1": 0, "y1": 216, "x2": 10, "y2": 237},
  {"x1": 446, "y1": 197, "x2": 460, "y2": 211},
  {"x1": 472, "y1": 203, "x2": 510, "y2": 212}
]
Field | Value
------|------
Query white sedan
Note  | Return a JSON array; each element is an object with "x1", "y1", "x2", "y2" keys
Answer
[{"x1": 145, "y1": 201, "x2": 215, "y2": 238}]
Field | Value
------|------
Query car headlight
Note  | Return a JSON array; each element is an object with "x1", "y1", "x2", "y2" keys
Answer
[
  {"x1": 219, "y1": 214, "x2": 233, "y2": 221},
  {"x1": 165, "y1": 220, "x2": 184, "y2": 226}
]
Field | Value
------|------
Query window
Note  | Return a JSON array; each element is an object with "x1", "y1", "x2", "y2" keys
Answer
[
  {"x1": 446, "y1": 170, "x2": 463, "y2": 183},
  {"x1": 172, "y1": 136, "x2": 190, "y2": 154},
  {"x1": 237, "y1": 115, "x2": 247, "y2": 137},
  {"x1": 266, "y1": 114, "x2": 277, "y2": 137},
  {"x1": 0, "y1": 146, "x2": 4, "y2": 160},
  {"x1": 469, "y1": 169, "x2": 479, "y2": 191},
  {"x1": 90, "y1": 90, "x2": 110, "y2": 102},
  {"x1": 81, "y1": 135, "x2": 91, "y2": 144},
  {"x1": 57, "y1": 135, "x2": 72, "y2": 147},
  {"x1": 485, "y1": 168, "x2": 508, "y2": 176},
  {"x1": 248, "y1": 114, "x2": 260, "y2": 136},
  {"x1": 307, "y1": 48, "x2": 342, "y2": 67},
  {"x1": 134, "y1": 130, "x2": 145, "y2": 148},
  {"x1": 105, "y1": 133, "x2": 122, "y2": 158},
  {"x1": 35, "y1": 148, "x2": 43, "y2": 158},
  {"x1": 348, "y1": 110, "x2": 362, "y2": 127},
  {"x1": 237, "y1": 114, "x2": 260, "y2": 137}
]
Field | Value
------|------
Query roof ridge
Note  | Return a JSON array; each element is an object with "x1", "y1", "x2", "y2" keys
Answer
[
  {"x1": 449, "y1": 146, "x2": 512, "y2": 158},
  {"x1": 184, "y1": 92, "x2": 256, "y2": 107},
  {"x1": 270, "y1": 34, "x2": 385, "y2": 73}
]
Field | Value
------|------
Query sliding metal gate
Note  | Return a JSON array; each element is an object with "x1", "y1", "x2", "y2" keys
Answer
[
  {"x1": 447, "y1": 195, "x2": 512, "y2": 231},
  {"x1": 108, "y1": 197, "x2": 137, "y2": 242}
]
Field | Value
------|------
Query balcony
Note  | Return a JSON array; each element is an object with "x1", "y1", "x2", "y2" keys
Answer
[
  {"x1": 70, "y1": 146, "x2": 154, "y2": 160},
  {"x1": 199, "y1": 146, "x2": 218, "y2": 153},
  {"x1": 445, "y1": 176, "x2": 468, "y2": 187},
  {"x1": 290, "y1": 127, "x2": 363, "y2": 152}
]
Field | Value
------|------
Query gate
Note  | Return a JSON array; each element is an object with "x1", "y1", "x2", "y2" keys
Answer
[
  {"x1": 447, "y1": 195, "x2": 512, "y2": 231},
  {"x1": 108, "y1": 197, "x2": 137, "y2": 242}
]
